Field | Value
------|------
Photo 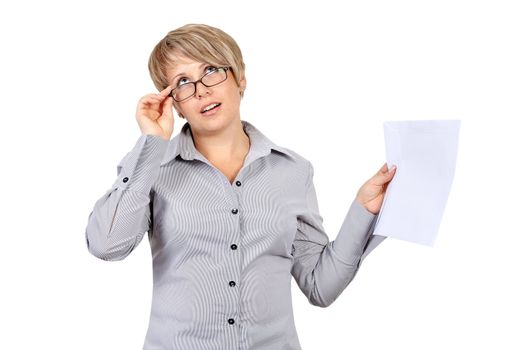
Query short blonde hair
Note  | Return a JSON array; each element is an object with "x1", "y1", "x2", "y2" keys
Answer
[{"x1": 148, "y1": 24, "x2": 246, "y2": 97}]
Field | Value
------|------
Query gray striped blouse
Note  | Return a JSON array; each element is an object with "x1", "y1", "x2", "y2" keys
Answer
[{"x1": 85, "y1": 119, "x2": 385, "y2": 350}]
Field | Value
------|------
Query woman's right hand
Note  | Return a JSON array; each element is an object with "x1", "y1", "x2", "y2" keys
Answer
[{"x1": 136, "y1": 85, "x2": 175, "y2": 141}]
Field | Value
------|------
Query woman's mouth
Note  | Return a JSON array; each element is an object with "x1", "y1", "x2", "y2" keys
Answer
[{"x1": 201, "y1": 102, "x2": 222, "y2": 116}]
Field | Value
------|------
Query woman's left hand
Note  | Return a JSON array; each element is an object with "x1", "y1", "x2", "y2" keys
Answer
[{"x1": 356, "y1": 163, "x2": 397, "y2": 215}]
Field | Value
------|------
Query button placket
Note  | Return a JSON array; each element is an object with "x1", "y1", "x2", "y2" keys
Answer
[{"x1": 226, "y1": 177, "x2": 242, "y2": 332}]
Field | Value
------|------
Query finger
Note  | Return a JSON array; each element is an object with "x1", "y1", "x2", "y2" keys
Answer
[
  {"x1": 158, "y1": 98, "x2": 174, "y2": 131},
  {"x1": 140, "y1": 97, "x2": 167, "y2": 110},
  {"x1": 161, "y1": 96, "x2": 173, "y2": 115},
  {"x1": 141, "y1": 92, "x2": 164, "y2": 100},
  {"x1": 376, "y1": 163, "x2": 388, "y2": 175},
  {"x1": 139, "y1": 96, "x2": 163, "y2": 108},
  {"x1": 371, "y1": 165, "x2": 397, "y2": 185},
  {"x1": 384, "y1": 164, "x2": 397, "y2": 179},
  {"x1": 141, "y1": 95, "x2": 164, "y2": 104},
  {"x1": 157, "y1": 85, "x2": 173, "y2": 97}
]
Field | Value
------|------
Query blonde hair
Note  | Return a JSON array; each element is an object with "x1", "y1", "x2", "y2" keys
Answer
[{"x1": 148, "y1": 24, "x2": 246, "y2": 97}]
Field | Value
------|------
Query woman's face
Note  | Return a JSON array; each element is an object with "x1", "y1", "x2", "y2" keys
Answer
[{"x1": 166, "y1": 55, "x2": 246, "y2": 135}]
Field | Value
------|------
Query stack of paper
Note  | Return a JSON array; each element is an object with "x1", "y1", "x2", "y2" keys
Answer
[{"x1": 371, "y1": 120, "x2": 461, "y2": 248}]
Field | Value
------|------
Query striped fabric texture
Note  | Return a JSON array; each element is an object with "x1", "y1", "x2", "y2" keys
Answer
[{"x1": 85, "y1": 120, "x2": 385, "y2": 350}]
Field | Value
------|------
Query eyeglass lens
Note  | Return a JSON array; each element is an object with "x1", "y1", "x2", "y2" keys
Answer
[{"x1": 173, "y1": 68, "x2": 227, "y2": 101}]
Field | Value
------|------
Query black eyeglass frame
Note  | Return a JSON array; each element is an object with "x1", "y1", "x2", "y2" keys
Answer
[{"x1": 169, "y1": 66, "x2": 231, "y2": 102}]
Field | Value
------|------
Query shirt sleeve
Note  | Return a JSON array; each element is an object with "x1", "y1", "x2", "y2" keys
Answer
[
  {"x1": 84, "y1": 133, "x2": 169, "y2": 261},
  {"x1": 290, "y1": 161, "x2": 385, "y2": 307}
]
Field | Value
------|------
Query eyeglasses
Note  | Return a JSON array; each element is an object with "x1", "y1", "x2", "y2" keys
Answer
[{"x1": 169, "y1": 66, "x2": 230, "y2": 102}]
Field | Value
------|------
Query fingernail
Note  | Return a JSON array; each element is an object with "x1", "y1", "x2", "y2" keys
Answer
[{"x1": 389, "y1": 165, "x2": 396, "y2": 172}]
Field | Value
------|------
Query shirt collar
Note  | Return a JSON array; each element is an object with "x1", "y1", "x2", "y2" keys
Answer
[{"x1": 160, "y1": 120, "x2": 293, "y2": 166}]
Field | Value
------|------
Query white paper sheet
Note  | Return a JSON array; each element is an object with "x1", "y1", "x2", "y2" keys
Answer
[{"x1": 372, "y1": 120, "x2": 460, "y2": 246}]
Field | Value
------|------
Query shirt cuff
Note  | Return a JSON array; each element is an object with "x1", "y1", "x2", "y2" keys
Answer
[
  {"x1": 331, "y1": 197, "x2": 377, "y2": 265},
  {"x1": 117, "y1": 134, "x2": 170, "y2": 196}
]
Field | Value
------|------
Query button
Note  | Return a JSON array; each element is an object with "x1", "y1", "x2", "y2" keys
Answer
[
  {"x1": 230, "y1": 244, "x2": 238, "y2": 250},
  {"x1": 231, "y1": 208, "x2": 238, "y2": 214},
  {"x1": 229, "y1": 281, "x2": 236, "y2": 287},
  {"x1": 235, "y1": 181, "x2": 242, "y2": 187},
  {"x1": 122, "y1": 177, "x2": 129, "y2": 183},
  {"x1": 228, "y1": 318, "x2": 235, "y2": 325}
]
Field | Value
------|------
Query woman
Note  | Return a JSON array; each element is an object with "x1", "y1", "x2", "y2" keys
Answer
[{"x1": 85, "y1": 23, "x2": 396, "y2": 350}]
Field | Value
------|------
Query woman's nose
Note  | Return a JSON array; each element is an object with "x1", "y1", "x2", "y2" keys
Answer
[{"x1": 195, "y1": 81, "x2": 212, "y2": 98}]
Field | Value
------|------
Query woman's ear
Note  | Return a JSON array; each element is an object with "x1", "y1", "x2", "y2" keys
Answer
[{"x1": 239, "y1": 76, "x2": 247, "y2": 97}]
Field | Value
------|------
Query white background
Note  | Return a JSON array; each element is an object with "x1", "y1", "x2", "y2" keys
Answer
[{"x1": 1, "y1": 0, "x2": 526, "y2": 349}]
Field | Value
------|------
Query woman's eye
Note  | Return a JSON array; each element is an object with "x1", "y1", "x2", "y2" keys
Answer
[
  {"x1": 177, "y1": 77, "x2": 189, "y2": 86},
  {"x1": 205, "y1": 66, "x2": 217, "y2": 74}
]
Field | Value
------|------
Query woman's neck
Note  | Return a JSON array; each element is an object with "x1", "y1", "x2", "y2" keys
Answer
[{"x1": 191, "y1": 121, "x2": 251, "y2": 162}]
